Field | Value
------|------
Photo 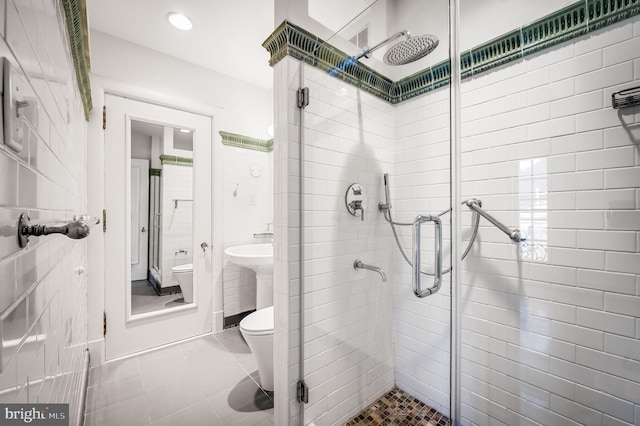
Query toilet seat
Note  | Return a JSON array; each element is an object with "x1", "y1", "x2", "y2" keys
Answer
[
  {"x1": 171, "y1": 263, "x2": 193, "y2": 273},
  {"x1": 240, "y1": 306, "x2": 274, "y2": 336}
]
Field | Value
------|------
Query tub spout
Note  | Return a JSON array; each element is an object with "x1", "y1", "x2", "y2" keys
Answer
[{"x1": 354, "y1": 260, "x2": 387, "y2": 282}]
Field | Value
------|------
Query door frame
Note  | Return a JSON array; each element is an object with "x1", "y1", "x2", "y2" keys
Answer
[
  {"x1": 130, "y1": 158, "x2": 150, "y2": 281},
  {"x1": 102, "y1": 92, "x2": 223, "y2": 361}
]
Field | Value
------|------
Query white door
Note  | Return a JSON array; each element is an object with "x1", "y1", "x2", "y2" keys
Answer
[
  {"x1": 131, "y1": 158, "x2": 149, "y2": 281},
  {"x1": 104, "y1": 94, "x2": 213, "y2": 360}
]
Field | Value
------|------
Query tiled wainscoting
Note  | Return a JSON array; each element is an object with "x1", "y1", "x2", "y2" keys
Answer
[{"x1": 0, "y1": 0, "x2": 89, "y2": 421}]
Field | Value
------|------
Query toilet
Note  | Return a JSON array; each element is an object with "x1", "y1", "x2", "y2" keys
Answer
[
  {"x1": 171, "y1": 263, "x2": 193, "y2": 303},
  {"x1": 239, "y1": 305, "x2": 274, "y2": 391}
]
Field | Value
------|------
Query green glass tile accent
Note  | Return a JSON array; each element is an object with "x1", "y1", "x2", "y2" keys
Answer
[
  {"x1": 149, "y1": 168, "x2": 162, "y2": 176},
  {"x1": 219, "y1": 131, "x2": 274, "y2": 152},
  {"x1": 159, "y1": 155, "x2": 193, "y2": 167},
  {"x1": 61, "y1": 0, "x2": 92, "y2": 120},
  {"x1": 264, "y1": 0, "x2": 640, "y2": 104}
]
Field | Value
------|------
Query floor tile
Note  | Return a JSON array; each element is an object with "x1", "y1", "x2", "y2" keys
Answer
[
  {"x1": 84, "y1": 394, "x2": 151, "y2": 426},
  {"x1": 86, "y1": 332, "x2": 273, "y2": 426},
  {"x1": 85, "y1": 375, "x2": 145, "y2": 414},
  {"x1": 150, "y1": 400, "x2": 222, "y2": 426}
]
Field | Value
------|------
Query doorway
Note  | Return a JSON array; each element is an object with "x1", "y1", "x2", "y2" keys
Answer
[{"x1": 104, "y1": 94, "x2": 213, "y2": 360}]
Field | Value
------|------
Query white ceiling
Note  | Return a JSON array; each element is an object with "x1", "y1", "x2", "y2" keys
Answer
[{"x1": 86, "y1": 0, "x2": 275, "y2": 89}]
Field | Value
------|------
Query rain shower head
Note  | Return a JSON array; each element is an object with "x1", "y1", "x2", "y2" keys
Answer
[
  {"x1": 355, "y1": 30, "x2": 439, "y2": 66},
  {"x1": 383, "y1": 34, "x2": 439, "y2": 66}
]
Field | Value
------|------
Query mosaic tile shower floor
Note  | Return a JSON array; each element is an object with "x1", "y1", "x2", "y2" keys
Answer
[{"x1": 344, "y1": 387, "x2": 451, "y2": 426}]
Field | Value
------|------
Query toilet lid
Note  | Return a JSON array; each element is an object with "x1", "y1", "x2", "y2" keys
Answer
[
  {"x1": 240, "y1": 306, "x2": 274, "y2": 333},
  {"x1": 172, "y1": 263, "x2": 193, "y2": 272}
]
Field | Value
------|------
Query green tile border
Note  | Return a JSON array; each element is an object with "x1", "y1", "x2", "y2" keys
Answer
[
  {"x1": 159, "y1": 155, "x2": 193, "y2": 167},
  {"x1": 149, "y1": 168, "x2": 162, "y2": 177},
  {"x1": 263, "y1": 0, "x2": 640, "y2": 104},
  {"x1": 61, "y1": 0, "x2": 92, "y2": 120},
  {"x1": 219, "y1": 131, "x2": 274, "y2": 152}
]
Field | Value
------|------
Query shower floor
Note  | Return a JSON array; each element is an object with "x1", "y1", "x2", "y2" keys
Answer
[{"x1": 344, "y1": 387, "x2": 450, "y2": 426}]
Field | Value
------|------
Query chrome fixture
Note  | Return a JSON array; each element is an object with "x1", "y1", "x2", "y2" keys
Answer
[
  {"x1": 412, "y1": 215, "x2": 442, "y2": 298},
  {"x1": 253, "y1": 233, "x2": 274, "y2": 241},
  {"x1": 345, "y1": 183, "x2": 366, "y2": 221},
  {"x1": 464, "y1": 199, "x2": 525, "y2": 243},
  {"x1": 378, "y1": 173, "x2": 524, "y2": 298},
  {"x1": 18, "y1": 213, "x2": 100, "y2": 248},
  {"x1": 175, "y1": 249, "x2": 188, "y2": 255},
  {"x1": 611, "y1": 85, "x2": 640, "y2": 109},
  {"x1": 355, "y1": 30, "x2": 439, "y2": 66},
  {"x1": 173, "y1": 199, "x2": 192, "y2": 208},
  {"x1": 200, "y1": 242, "x2": 209, "y2": 252},
  {"x1": 354, "y1": 260, "x2": 387, "y2": 282}
]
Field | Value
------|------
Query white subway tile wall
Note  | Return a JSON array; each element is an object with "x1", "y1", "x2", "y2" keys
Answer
[
  {"x1": 455, "y1": 18, "x2": 640, "y2": 426},
  {"x1": 0, "y1": 0, "x2": 88, "y2": 421},
  {"x1": 223, "y1": 147, "x2": 273, "y2": 316},
  {"x1": 161, "y1": 165, "x2": 193, "y2": 287}
]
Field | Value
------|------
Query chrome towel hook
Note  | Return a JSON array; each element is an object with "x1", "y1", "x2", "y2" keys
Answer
[{"x1": 17, "y1": 212, "x2": 100, "y2": 248}]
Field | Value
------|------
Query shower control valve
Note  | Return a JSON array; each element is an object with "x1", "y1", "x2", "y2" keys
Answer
[{"x1": 345, "y1": 183, "x2": 367, "y2": 221}]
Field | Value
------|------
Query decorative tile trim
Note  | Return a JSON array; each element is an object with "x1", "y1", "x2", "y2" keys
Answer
[
  {"x1": 61, "y1": 0, "x2": 92, "y2": 120},
  {"x1": 219, "y1": 131, "x2": 274, "y2": 152},
  {"x1": 149, "y1": 168, "x2": 162, "y2": 177},
  {"x1": 263, "y1": 0, "x2": 640, "y2": 104},
  {"x1": 159, "y1": 155, "x2": 193, "y2": 167}
]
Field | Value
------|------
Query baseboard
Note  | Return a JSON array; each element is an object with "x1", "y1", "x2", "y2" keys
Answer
[
  {"x1": 77, "y1": 349, "x2": 90, "y2": 426},
  {"x1": 87, "y1": 339, "x2": 105, "y2": 368}
]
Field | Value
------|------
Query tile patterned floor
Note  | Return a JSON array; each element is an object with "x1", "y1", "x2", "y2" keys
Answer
[
  {"x1": 344, "y1": 387, "x2": 451, "y2": 426},
  {"x1": 85, "y1": 328, "x2": 273, "y2": 426},
  {"x1": 131, "y1": 280, "x2": 185, "y2": 315}
]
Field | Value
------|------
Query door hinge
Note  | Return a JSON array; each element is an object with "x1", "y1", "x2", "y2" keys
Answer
[
  {"x1": 297, "y1": 87, "x2": 309, "y2": 109},
  {"x1": 102, "y1": 106, "x2": 106, "y2": 130},
  {"x1": 103, "y1": 311, "x2": 107, "y2": 337},
  {"x1": 102, "y1": 209, "x2": 107, "y2": 232},
  {"x1": 296, "y1": 380, "x2": 309, "y2": 403}
]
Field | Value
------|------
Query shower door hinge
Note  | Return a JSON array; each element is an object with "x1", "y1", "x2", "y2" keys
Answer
[
  {"x1": 297, "y1": 87, "x2": 309, "y2": 109},
  {"x1": 102, "y1": 209, "x2": 107, "y2": 232},
  {"x1": 103, "y1": 311, "x2": 107, "y2": 337},
  {"x1": 102, "y1": 106, "x2": 106, "y2": 130},
  {"x1": 296, "y1": 380, "x2": 309, "y2": 403}
]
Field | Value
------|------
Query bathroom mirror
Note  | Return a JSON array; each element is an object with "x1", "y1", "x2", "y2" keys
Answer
[{"x1": 130, "y1": 119, "x2": 195, "y2": 315}]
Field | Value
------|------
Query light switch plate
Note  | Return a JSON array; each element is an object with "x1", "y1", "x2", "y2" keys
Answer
[{"x1": 3, "y1": 57, "x2": 28, "y2": 153}]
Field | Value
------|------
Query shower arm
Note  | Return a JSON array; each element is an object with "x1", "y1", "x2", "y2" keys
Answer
[{"x1": 355, "y1": 30, "x2": 410, "y2": 60}]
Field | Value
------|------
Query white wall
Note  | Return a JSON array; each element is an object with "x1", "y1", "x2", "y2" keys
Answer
[
  {"x1": 223, "y1": 147, "x2": 273, "y2": 316},
  {"x1": 86, "y1": 30, "x2": 273, "y2": 358},
  {"x1": 0, "y1": 0, "x2": 88, "y2": 420}
]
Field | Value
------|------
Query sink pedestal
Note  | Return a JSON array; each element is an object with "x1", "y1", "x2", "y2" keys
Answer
[{"x1": 256, "y1": 273, "x2": 273, "y2": 309}]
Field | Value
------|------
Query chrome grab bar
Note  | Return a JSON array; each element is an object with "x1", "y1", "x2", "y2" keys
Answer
[
  {"x1": 412, "y1": 214, "x2": 442, "y2": 298},
  {"x1": 464, "y1": 199, "x2": 525, "y2": 243}
]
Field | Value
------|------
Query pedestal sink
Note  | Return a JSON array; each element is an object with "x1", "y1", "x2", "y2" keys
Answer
[{"x1": 224, "y1": 243, "x2": 273, "y2": 309}]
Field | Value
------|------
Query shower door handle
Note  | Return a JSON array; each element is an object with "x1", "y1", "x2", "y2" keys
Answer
[{"x1": 412, "y1": 214, "x2": 442, "y2": 298}]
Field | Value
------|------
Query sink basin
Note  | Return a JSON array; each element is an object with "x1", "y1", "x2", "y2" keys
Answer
[
  {"x1": 224, "y1": 243, "x2": 273, "y2": 274},
  {"x1": 225, "y1": 243, "x2": 273, "y2": 309}
]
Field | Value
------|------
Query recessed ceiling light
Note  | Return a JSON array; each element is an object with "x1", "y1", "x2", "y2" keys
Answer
[
  {"x1": 179, "y1": 128, "x2": 191, "y2": 133},
  {"x1": 166, "y1": 12, "x2": 193, "y2": 31}
]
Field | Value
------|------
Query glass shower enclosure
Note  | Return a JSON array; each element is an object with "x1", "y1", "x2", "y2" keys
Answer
[{"x1": 268, "y1": 0, "x2": 640, "y2": 424}]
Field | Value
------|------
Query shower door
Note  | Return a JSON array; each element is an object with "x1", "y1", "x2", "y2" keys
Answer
[{"x1": 283, "y1": 1, "x2": 455, "y2": 424}]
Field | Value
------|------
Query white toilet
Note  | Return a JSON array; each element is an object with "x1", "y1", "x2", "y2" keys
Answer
[
  {"x1": 239, "y1": 305, "x2": 274, "y2": 391},
  {"x1": 171, "y1": 263, "x2": 193, "y2": 303}
]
